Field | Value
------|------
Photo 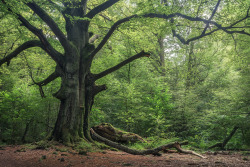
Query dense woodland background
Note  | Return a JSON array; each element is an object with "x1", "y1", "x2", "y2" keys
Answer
[{"x1": 0, "y1": 0, "x2": 249, "y2": 150}]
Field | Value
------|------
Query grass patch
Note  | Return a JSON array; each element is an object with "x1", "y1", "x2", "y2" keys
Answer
[
  {"x1": 74, "y1": 141, "x2": 92, "y2": 151},
  {"x1": 127, "y1": 136, "x2": 180, "y2": 150},
  {"x1": 56, "y1": 147, "x2": 68, "y2": 152},
  {"x1": 35, "y1": 141, "x2": 52, "y2": 150}
]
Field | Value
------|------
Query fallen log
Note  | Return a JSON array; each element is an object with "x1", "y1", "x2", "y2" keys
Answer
[
  {"x1": 92, "y1": 123, "x2": 145, "y2": 143},
  {"x1": 174, "y1": 143, "x2": 206, "y2": 158},
  {"x1": 90, "y1": 128, "x2": 206, "y2": 158}
]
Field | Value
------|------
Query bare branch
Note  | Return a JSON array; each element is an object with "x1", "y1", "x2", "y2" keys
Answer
[
  {"x1": 3, "y1": 38, "x2": 19, "y2": 58},
  {"x1": 1, "y1": 0, "x2": 64, "y2": 66},
  {"x1": 30, "y1": 69, "x2": 60, "y2": 98},
  {"x1": 231, "y1": 34, "x2": 240, "y2": 57},
  {"x1": 35, "y1": 71, "x2": 59, "y2": 98},
  {"x1": 48, "y1": 0, "x2": 57, "y2": 6},
  {"x1": 88, "y1": 15, "x2": 137, "y2": 60},
  {"x1": 24, "y1": 54, "x2": 46, "y2": 98},
  {"x1": 34, "y1": 72, "x2": 60, "y2": 86},
  {"x1": 201, "y1": 0, "x2": 221, "y2": 35},
  {"x1": 174, "y1": 13, "x2": 250, "y2": 36},
  {"x1": 25, "y1": 2, "x2": 70, "y2": 50},
  {"x1": 227, "y1": 14, "x2": 249, "y2": 28},
  {"x1": 247, "y1": 6, "x2": 250, "y2": 16},
  {"x1": 172, "y1": 9, "x2": 250, "y2": 44},
  {"x1": 0, "y1": 40, "x2": 42, "y2": 66},
  {"x1": 93, "y1": 51, "x2": 150, "y2": 81},
  {"x1": 89, "y1": 11, "x2": 249, "y2": 60},
  {"x1": 47, "y1": 0, "x2": 65, "y2": 14},
  {"x1": 89, "y1": 13, "x2": 173, "y2": 60},
  {"x1": 87, "y1": 7, "x2": 112, "y2": 21},
  {"x1": 86, "y1": 0, "x2": 120, "y2": 19}
]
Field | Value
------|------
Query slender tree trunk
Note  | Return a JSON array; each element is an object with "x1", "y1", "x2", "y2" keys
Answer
[
  {"x1": 22, "y1": 119, "x2": 32, "y2": 143},
  {"x1": 186, "y1": 42, "x2": 195, "y2": 90},
  {"x1": 50, "y1": 41, "x2": 87, "y2": 144},
  {"x1": 50, "y1": 43, "x2": 101, "y2": 144},
  {"x1": 158, "y1": 36, "x2": 166, "y2": 75},
  {"x1": 48, "y1": 0, "x2": 94, "y2": 143},
  {"x1": 209, "y1": 126, "x2": 239, "y2": 149}
]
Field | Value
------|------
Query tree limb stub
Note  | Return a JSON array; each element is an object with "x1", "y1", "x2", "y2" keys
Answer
[{"x1": 90, "y1": 128, "x2": 206, "y2": 158}]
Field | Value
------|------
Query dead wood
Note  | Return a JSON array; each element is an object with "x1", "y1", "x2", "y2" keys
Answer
[
  {"x1": 92, "y1": 123, "x2": 145, "y2": 143},
  {"x1": 90, "y1": 128, "x2": 206, "y2": 158},
  {"x1": 174, "y1": 143, "x2": 206, "y2": 158}
]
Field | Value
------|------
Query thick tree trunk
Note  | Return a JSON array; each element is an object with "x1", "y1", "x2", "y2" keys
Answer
[
  {"x1": 49, "y1": 0, "x2": 94, "y2": 143},
  {"x1": 49, "y1": 45, "x2": 99, "y2": 144},
  {"x1": 49, "y1": 33, "x2": 99, "y2": 144},
  {"x1": 50, "y1": 43, "x2": 87, "y2": 144},
  {"x1": 51, "y1": 76, "x2": 84, "y2": 144}
]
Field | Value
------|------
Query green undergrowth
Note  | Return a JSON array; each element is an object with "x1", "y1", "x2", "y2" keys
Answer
[
  {"x1": 127, "y1": 136, "x2": 180, "y2": 150},
  {"x1": 73, "y1": 140, "x2": 119, "y2": 153},
  {"x1": 25, "y1": 140, "x2": 100, "y2": 153},
  {"x1": 73, "y1": 141, "x2": 93, "y2": 152},
  {"x1": 34, "y1": 141, "x2": 55, "y2": 150}
]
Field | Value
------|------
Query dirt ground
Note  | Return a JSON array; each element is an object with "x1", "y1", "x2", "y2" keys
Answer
[{"x1": 0, "y1": 145, "x2": 250, "y2": 167}]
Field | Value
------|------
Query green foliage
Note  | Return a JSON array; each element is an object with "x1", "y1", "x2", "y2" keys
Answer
[
  {"x1": 0, "y1": 0, "x2": 249, "y2": 151},
  {"x1": 73, "y1": 141, "x2": 92, "y2": 152},
  {"x1": 128, "y1": 136, "x2": 180, "y2": 150}
]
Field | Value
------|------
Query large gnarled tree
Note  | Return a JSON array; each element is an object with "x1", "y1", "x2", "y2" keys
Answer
[{"x1": 0, "y1": 0, "x2": 249, "y2": 144}]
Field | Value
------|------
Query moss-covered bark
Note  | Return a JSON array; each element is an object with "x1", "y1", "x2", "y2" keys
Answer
[{"x1": 92, "y1": 123, "x2": 145, "y2": 143}]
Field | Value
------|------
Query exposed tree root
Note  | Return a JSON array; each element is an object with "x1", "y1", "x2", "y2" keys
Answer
[{"x1": 90, "y1": 128, "x2": 206, "y2": 158}]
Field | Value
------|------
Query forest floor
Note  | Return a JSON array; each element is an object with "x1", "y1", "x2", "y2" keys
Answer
[{"x1": 0, "y1": 145, "x2": 250, "y2": 167}]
